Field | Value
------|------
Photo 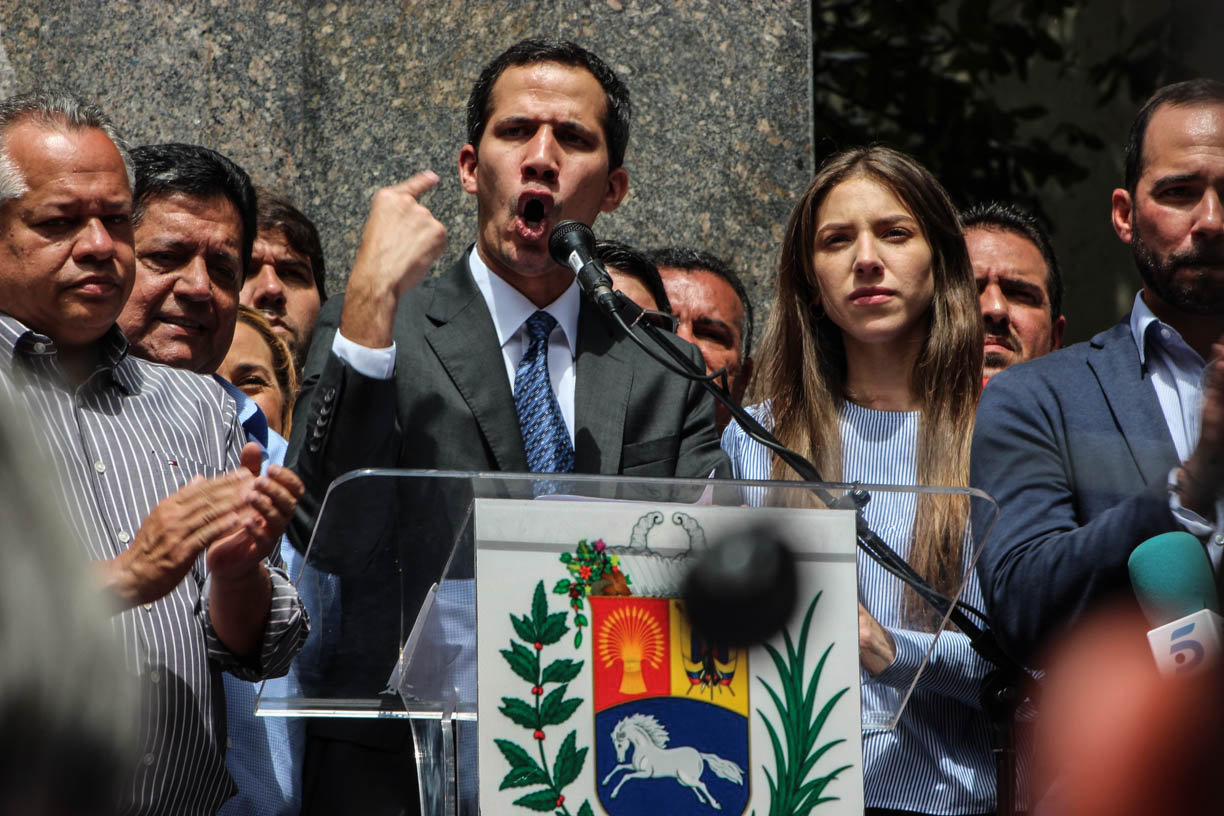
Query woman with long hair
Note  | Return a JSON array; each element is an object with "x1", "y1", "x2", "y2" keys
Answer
[
  {"x1": 218, "y1": 305, "x2": 299, "y2": 437},
  {"x1": 722, "y1": 145, "x2": 992, "y2": 815}
]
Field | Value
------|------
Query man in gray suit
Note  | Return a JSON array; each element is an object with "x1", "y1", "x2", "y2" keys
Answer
[
  {"x1": 973, "y1": 78, "x2": 1224, "y2": 668},
  {"x1": 288, "y1": 39, "x2": 726, "y2": 814}
]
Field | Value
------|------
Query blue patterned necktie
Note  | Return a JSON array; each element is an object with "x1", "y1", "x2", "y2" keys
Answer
[{"x1": 513, "y1": 310, "x2": 575, "y2": 474}]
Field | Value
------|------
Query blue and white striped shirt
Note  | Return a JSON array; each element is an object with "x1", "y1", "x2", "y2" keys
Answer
[
  {"x1": 217, "y1": 380, "x2": 305, "y2": 816},
  {"x1": 723, "y1": 402, "x2": 994, "y2": 814},
  {"x1": 0, "y1": 314, "x2": 309, "y2": 816}
]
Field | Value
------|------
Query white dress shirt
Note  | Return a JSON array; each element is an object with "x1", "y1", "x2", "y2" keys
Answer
[
  {"x1": 332, "y1": 245, "x2": 580, "y2": 443},
  {"x1": 1129, "y1": 291, "x2": 1224, "y2": 558}
]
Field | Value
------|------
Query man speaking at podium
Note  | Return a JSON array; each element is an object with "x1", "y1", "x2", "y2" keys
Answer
[{"x1": 288, "y1": 39, "x2": 727, "y2": 813}]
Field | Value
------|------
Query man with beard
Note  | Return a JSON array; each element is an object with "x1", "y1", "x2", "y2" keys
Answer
[
  {"x1": 240, "y1": 190, "x2": 326, "y2": 370},
  {"x1": 972, "y1": 78, "x2": 1224, "y2": 667},
  {"x1": 962, "y1": 202, "x2": 1065, "y2": 382}
]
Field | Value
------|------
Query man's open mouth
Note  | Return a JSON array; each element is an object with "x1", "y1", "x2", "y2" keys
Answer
[
  {"x1": 523, "y1": 198, "x2": 546, "y2": 226},
  {"x1": 517, "y1": 191, "x2": 554, "y2": 231}
]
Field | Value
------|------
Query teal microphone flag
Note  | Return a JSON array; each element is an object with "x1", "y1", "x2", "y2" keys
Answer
[{"x1": 1127, "y1": 531, "x2": 1219, "y2": 625}]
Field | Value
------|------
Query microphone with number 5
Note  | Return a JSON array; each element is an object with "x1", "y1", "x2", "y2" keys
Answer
[{"x1": 1127, "y1": 531, "x2": 1223, "y2": 677}]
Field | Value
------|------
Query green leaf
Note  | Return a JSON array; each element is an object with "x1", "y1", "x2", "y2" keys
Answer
[
  {"x1": 795, "y1": 765, "x2": 852, "y2": 805},
  {"x1": 499, "y1": 765, "x2": 550, "y2": 789},
  {"x1": 798, "y1": 738, "x2": 846, "y2": 782},
  {"x1": 538, "y1": 611, "x2": 569, "y2": 645},
  {"x1": 757, "y1": 710, "x2": 787, "y2": 797},
  {"x1": 794, "y1": 592, "x2": 820, "y2": 666},
  {"x1": 501, "y1": 641, "x2": 538, "y2": 684},
  {"x1": 510, "y1": 613, "x2": 537, "y2": 643},
  {"x1": 560, "y1": 552, "x2": 572, "y2": 563},
  {"x1": 552, "y1": 578, "x2": 572, "y2": 594},
  {"x1": 499, "y1": 697, "x2": 539, "y2": 729},
  {"x1": 493, "y1": 739, "x2": 550, "y2": 789},
  {"x1": 512, "y1": 788, "x2": 560, "y2": 811},
  {"x1": 541, "y1": 658, "x2": 584, "y2": 684},
  {"x1": 552, "y1": 730, "x2": 588, "y2": 787},
  {"x1": 574, "y1": 628, "x2": 583, "y2": 648},
  {"x1": 495, "y1": 738, "x2": 537, "y2": 770},
  {"x1": 573, "y1": 613, "x2": 588, "y2": 627},
  {"x1": 810, "y1": 688, "x2": 850, "y2": 747},
  {"x1": 577, "y1": 802, "x2": 595, "y2": 816},
  {"x1": 532, "y1": 581, "x2": 549, "y2": 630},
  {"x1": 539, "y1": 684, "x2": 582, "y2": 726}
]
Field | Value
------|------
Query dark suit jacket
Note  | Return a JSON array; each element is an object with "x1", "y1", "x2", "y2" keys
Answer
[
  {"x1": 289, "y1": 251, "x2": 729, "y2": 521},
  {"x1": 284, "y1": 253, "x2": 728, "y2": 760},
  {"x1": 971, "y1": 319, "x2": 1183, "y2": 666}
]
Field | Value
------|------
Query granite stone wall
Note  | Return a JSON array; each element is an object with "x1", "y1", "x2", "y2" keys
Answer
[{"x1": 0, "y1": 1, "x2": 812, "y2": 333}]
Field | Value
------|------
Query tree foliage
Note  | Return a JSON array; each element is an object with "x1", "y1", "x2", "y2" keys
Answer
[{"x1": 807, "y1": 0, "x2": 1199, "y2": 223}]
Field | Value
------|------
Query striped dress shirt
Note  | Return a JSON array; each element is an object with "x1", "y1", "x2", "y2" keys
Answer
[
  {"x1": 723, "y1": 402, "x2": 995, "y2": 814},
  {"x1": 0, "y1": 314, "x2": 309, "y2": 816}
]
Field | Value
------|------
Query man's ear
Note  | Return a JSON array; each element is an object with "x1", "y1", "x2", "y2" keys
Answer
[
  {"x1": 599, "y1": 166, "x2": 629, "y2": 214},
  {"x1": 733, "y1": 356, "x2": 754, "y2": 403},
  {"x1": 1051, "y1": 314, "x2": 1066, "y2": 350},
  {"x1": 458, "y1": 144, "x2": 479, "y2": 195},
  {"x1": 1111, "y1": 188, "x2": 1134, "y2": 244}
]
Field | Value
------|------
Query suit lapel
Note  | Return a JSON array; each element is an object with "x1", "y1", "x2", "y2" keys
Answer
[
  {"x1": 574, "y1": 300, "x2": 631, "y2": 474},
  {"x1": 425, "y1": 255, "x2": 528, "y2": 472},
  {"x1": 1086, "y1": 320, "x2": 1179, "y2": 485}
]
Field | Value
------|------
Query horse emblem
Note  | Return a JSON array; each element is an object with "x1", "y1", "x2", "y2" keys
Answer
[
  {"x1": 591, "y1": 596, "x2": 750, "y2": 815},
  {"x1": 602, "y1": 713, "x2": 745, "y2": 810}
]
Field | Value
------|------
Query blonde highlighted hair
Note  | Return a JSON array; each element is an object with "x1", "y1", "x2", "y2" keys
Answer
[
  {"x1": 235, "y1": 305, "x2": 298, "y2": 435},
  {"x1": 759, "y1": 145, "x2": 983, "y2": 625}
]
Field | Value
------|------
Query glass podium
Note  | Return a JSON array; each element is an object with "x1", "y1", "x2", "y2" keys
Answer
[{"x1": 258, "y1": 469, "x2": 997, "y2": 816}]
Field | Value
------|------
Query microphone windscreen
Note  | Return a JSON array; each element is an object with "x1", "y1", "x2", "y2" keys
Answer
[
  {"x1": 548, "y1": 220, "x2": 593, "y2": 266},
  {"x1": 1128, "y1": 531, "x2": 1219, "y2": 625},
  {"x1": 681, "y1": 524, "x2": 797, "y2": 648}
]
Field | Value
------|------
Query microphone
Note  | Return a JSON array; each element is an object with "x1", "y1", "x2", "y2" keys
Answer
[
  {"x1": 681, "y1": 523, "x2": 798, "y2": 648},
  {"x1": 1128, "y1": 531, "x2": 1223, "y2": 677},
  {"x1": 548, "y1": 221, "x2": 621, "y2": 315}
]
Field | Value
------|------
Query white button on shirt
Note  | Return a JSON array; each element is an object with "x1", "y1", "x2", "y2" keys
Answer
[{"x1": 331, "y1": 245, "x2": 581, "y2": 444}]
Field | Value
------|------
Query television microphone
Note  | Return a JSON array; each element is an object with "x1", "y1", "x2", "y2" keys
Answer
[
  {"x1": 1127, "y1": 531, "x2": 1223, "y2": 677},
  {"x1": 548, "y1": 221, "x2": 621, "y2": 315}
]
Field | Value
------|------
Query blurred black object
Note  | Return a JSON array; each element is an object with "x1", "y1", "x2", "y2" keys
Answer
[{"x1": 682, "y1": 524, "x2": 798, "y2": 648}]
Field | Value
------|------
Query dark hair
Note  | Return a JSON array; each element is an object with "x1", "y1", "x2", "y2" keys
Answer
[
  {"x1": 596, "y1": 240, "x2": 670, "y2": 312},
  {"x1": 131, "y1": 143, "x2": 257, "y2": 273},
  {"x1": 255, "y1": 187, "x2": 327, "y2": 302},
  {"x1": 466, "y1": 38, "x2": 631, "y2": 170},
  {"x1": 961, "y1": 201, "x2": 1063, "y2": 319},
  {"x1": 646, "y1": 246, "x2": 754, "y2": 358},
  {"x1": 1124, "y1": 78, "x2": 1224, "y2": 195}
]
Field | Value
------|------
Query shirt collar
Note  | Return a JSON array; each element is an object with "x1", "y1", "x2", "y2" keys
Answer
[
  {"x1": 215, "y1": 375, "x2": 269, "y2": 450},
  {"x1": 467, "y1": 245, "x2": 581, "y2": 359},
  {"x1": 0, "y1": 313, "x2": 138, "y2": 394},
  {"x1": 1129, "y1": 290, "x2": 1204, "y2": 368}
]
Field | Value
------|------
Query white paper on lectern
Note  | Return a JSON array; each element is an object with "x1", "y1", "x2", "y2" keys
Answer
[{"x1": 475, "y1": 498, "x2": 864, "y2": 816}]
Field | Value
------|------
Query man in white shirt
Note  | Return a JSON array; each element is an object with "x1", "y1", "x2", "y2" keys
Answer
[{"x1": 287, "y1": 38, "x2": 726, "y2": 814}]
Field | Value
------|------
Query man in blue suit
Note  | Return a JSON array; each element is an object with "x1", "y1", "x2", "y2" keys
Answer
[{"x1": 973, "y1": 78, "x2": 1224, "y2": 666}]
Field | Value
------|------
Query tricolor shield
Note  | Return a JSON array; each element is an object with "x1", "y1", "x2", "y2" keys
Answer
[{"x1": 591, "y1": 596, "x2": 750, "y2": 815}]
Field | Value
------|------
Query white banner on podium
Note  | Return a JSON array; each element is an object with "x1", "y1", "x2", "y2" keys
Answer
[{"x1": 476, "y1": 498, "x2": 864, "y2": 816}]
